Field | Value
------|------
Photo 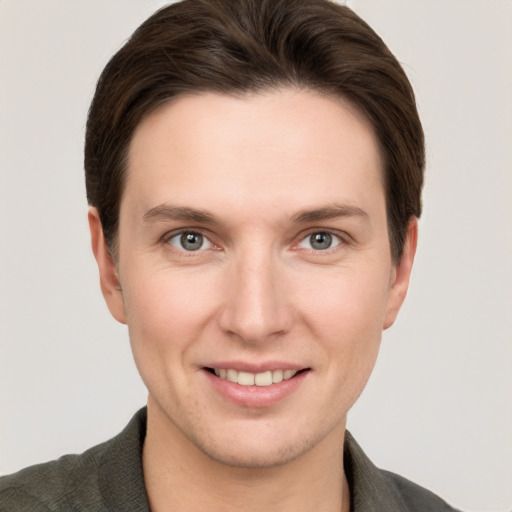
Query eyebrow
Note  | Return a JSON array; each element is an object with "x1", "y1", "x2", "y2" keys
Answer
[
  {"x1": 143, "y1": 204, "x2": 217, "y2": 225},
  {"x1": 142, "y1": 202, "x2": 369, "y2": 226},
  {"x1": 290, "y1": 204, "x2": 369, "y2": 224}
]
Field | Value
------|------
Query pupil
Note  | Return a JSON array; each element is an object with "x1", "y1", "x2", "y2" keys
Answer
[
  {"x1": 311, "y1": 232, "x2": 332, "y2": 250},
  {"x1": 181, "y1": 232, "x2": 202, "y2": 251}
]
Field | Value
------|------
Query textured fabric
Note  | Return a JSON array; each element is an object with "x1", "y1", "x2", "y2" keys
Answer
[
  {"x1": 343, "y1": 432, "x2": 459, "y2": 511},
  {"x1": 0, "y1": 409, "x2": 150, "y2": 512},
  {"x1": 0, "y1": 407, "x2": 459, "y2": 511}
]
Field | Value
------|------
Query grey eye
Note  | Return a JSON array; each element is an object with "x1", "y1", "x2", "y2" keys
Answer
[
  {"x1": 181, "y1": 232, "x2": 203, "y2": 251},
  {"x1": 298, "y1": 231, "x2": 341, "y2": 251},
  {"x1": 169, "y1": 231, "x2": 212, "y2": 251},
  {"x1": 309, "y1": 232, "x2": 333, "y2": 250}
]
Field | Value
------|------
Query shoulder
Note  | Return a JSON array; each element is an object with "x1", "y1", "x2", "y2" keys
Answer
[
  {"x1": 379, "y1": 469, "x2": 460, "y2": 511},
  {"x1": 0, "y1": 407, "x2": 149, "y2": 512},
  {"x1": 0, "y1": 441, "x2": 108, "y2": 512},
  {"x1": 344, "y1": 431, "x2": 461, "y2": 511}
]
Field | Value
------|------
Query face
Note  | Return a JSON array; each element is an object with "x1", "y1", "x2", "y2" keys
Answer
[{"x1": 90, "y1": 89, "x2": 416, "y2": 468}]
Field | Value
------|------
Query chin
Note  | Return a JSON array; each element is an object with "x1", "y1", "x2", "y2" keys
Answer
[
  {"x1": 187, "y1": 423, "x2": 320, "y2": 469},
  {"x1": 200, "y1": 440, "x2": 308, "y2": 469}
]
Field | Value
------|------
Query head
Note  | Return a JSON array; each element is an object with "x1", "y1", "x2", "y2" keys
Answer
[
  {"x1": 86, "y1": 0, "x2": 423, "y2": 469},
  {"x1": 85, "y1": 0, "x2": 424, "y2": 263}
]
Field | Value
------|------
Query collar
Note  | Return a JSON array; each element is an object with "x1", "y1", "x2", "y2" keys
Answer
[
  {"x1": 344, "y1": 430, "x2": 414, "y2": 511},
  {"x1": 97, "y1": 407, "x2": 420, "y2": 512}
]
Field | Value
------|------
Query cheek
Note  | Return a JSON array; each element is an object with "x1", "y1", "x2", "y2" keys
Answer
[
  {"x1": 297, "y1": 267, "x2": 390, "y2": 339},
  {"x1": 295, "y1": 267, "x2": 390, "y2": 392},
  {"x1": 122, "y1": 269, "x2": 220, "y2": 366}
]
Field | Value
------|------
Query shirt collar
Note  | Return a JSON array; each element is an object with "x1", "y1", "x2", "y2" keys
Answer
[
  {"x1": 97, "y1": 407, "x2": 409, "y2": 512},
  {"x1": 344, "y1": 430, "x2": 412, "y2": 511}
]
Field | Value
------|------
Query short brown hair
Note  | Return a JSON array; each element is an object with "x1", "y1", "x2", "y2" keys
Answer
[{"x1": 85, "y1": 0, "x2": 424, "y2": 261}]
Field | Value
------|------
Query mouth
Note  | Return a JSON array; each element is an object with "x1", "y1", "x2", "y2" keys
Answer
[{"x1": 204, "y1": 367, "x2": 310, "y2": 387}]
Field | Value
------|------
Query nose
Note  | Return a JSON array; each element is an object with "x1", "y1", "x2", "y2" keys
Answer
[{"x1": 218, "y1": 249, "x2": 293, "y2": 343}]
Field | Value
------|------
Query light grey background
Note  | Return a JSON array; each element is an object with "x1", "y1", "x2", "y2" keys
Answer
[{"x1": 1, "y1": 1, "x2": 511, "y2": 511}]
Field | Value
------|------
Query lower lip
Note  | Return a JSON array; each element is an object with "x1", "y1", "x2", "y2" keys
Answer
[{"x1": 203, "y1": 369, "x2": 309, "y2": 408}]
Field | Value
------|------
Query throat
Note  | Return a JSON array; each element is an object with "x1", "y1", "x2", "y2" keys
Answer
[{"x1": 143, "y1": 388, "x2": 348, "y2": 512}]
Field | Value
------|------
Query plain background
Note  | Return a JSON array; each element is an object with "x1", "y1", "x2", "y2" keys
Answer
[{"x1": 1, "y1": 1, "x2": 511, "y2": 510}]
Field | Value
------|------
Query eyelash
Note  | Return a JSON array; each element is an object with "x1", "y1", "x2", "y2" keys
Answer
[
  {"x1": 163, "y1": 229, "x2": 347, "y2": 254},
  {"x1": 165, "y1": 230, "x2": 216, "y2": 253},
  {"x1": 296, "y1": 231, "x2": 344, "y2": 252}
]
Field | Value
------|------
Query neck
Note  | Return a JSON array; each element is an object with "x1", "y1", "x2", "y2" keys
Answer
[{"x1": 142, "y1": 400, "x2": 350, "y2": 512}]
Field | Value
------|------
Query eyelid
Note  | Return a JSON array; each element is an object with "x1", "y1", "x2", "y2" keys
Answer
[
  {"x1": 163, "y1": 228, "x2": 217, "y2": 252},
  {"x1": 161, "y1": 227, "x2": 350, "y2": 253},
  {"x1": 295, "y1": 229, "x2": 346, "y2": 251}
]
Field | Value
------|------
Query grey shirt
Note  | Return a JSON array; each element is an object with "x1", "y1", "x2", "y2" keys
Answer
[{"x1": 0, "y1": 408, "x2": 458, "y2": 511}]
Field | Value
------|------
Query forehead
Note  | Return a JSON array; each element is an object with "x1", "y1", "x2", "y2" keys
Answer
[{"x1": 123, "y1": 89, "x2": 384, "y2": 223}]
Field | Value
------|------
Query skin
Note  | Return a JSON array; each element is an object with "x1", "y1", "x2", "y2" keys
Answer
[{"x1": 89, "y1": 88, "x2": 417, "y2": 512}]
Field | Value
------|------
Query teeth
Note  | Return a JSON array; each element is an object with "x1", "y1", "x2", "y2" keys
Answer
[
  {"x1": 226, "y1": 369, "x2": 238, "y2": 383},
  {"x1": 212, "y1": 368, "x2": 299, "y2": 386},
  {"x1": 283, "y1": 369, "x2": 296, "y2": 380},
  {"x1": 237, "y1": 371, "x2": 255, "y2": 386},
  {"x1": 255, "y1": 371, "x2": 272, "y2": 386},
  {"x1": 272, "y1": 369, "x2": 284, "y2": 383}
]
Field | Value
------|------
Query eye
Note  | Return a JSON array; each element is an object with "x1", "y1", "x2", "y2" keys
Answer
[
  {"x1": 298, "y1": 231, "x2": 342, "y2": 251},
  {"x1": 168, "y1": 231, "x2": 213, "y2": 251}
]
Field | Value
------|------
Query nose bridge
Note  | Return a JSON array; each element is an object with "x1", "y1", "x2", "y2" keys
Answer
[{"x1": 218, "y1": 243, "x2": 291, "y2": 342}]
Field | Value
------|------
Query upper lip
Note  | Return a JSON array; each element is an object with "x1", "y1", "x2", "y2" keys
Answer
[{"x1": 202, "y1": 361, "x2": 309, "y2": 373}]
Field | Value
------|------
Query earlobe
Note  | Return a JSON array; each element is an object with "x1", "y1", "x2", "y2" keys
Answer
[
  {"x1": 88, "y1": 207, "x2": 127, "y2": 324},
  {"x1": 383, "y1": 218, "x2": 418, "y2": 330}
]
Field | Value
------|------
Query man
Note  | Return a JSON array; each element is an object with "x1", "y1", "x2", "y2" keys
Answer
[{"x1": 0, "y1": 0, "x2": 459, "y2": 510}]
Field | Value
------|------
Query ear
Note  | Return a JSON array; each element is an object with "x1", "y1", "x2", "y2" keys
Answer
[
  {"x1": 383, "y1": 218, "x2": 418, "y2": 330},
  {"x1": 88, "y1": 207, "x2": 126, "y2": 324}
]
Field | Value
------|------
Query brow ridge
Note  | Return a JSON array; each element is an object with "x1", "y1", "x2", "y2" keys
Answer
[
  {"x1": 290, "y1": 203, "x2": 369, "y2": 224},
  {"x1": 143, "y1": 204, "x2": 217, "y2": 224},
  {"x1": 143, "y1": 202, "x2": 369, "y2": 227}
]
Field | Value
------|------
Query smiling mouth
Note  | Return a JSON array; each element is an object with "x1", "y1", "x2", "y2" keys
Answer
[{"x1": 205, "y1": 368, "x2": 309, "y2": 387}]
